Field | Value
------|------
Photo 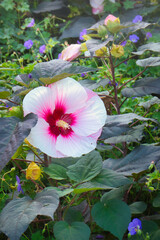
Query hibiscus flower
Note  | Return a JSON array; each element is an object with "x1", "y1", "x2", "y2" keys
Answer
[{"x1": 23, "y1": 78, "x2": 107, "y2": 158}]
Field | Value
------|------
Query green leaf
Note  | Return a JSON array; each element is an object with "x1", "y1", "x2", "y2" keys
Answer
[
  {"x1": 123, "y1": 0, "x2": 134, "y2": 9},
  {"x1": 101, "y1": 186, "x2": 129, "y2": 202},
  {"x1": 129, "y1": 201, "x2": 147, "y2": 214},
  {"x1": 66, "y1": 151, "x2": 103, "y2": 183},
  {"x1": 0, "y1": 87, "x2": 11, "y2": 99},
  {"x1": 53, "y1": 221, "x2": 90, "y2": 240},
  {"x1": 0, "y1": 189, "x2": 59, "y2": 240},
  {"x1": 31, "y1": 60, "x2": 97, "y2": 85},
  {"x1": 153, "y1": 193, "x2": 160, "y2": 207},
  {"x1": 121, "y1": 77, "x2": 160, "y2": 98},
  {"x1": 132, "y1": 43, "x2": 160, "y2": 55},
  {"x1": 44, "y1": 163, "x2": 68, "y2": 180},
  {"x1": 74, "y1": 169, "x2": 130, "y2": 194},
  {"x1": 91, "y1": 199, "x2": 131, "y2": 240},
  {"x1": 0, "y1": 113, "x2": 38, "y2": 172},
  {"x1": 103, "y1": 145, "x2": 160, "y2": 176},
  {"x1": 136, "y1": 57, "x2": 160, "y2": 67},
  {"x1": 152, "y1": 230, "x2": 160, "y2": 240},
  {"x1": 64, "y1": 208, "x2": 83, "y2": 224},
  {"x1": 46, "y1": 187, "x2": 73, "y2": 197}
]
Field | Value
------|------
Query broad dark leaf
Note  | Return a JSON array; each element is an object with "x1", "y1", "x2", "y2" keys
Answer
[
  {"x1": 15, "y1": 74, "x2": 32, "y2": 86},
  {"x1": 31, "y1": 60, "x2": 97, "y2": 85},
  {"x1": 0, "y1": 113, "x2": 38, "y2": 172},
  {"x1": 136, "y1": 57, "x2": 160, "y2": 67},
  {"x1": 79, "y1": 78, "x2": 109, "y2": 90},
  {"x1": 86, "y1": 37, "x2": 113, "y2": 56},
  {"x1": 132, "y1": 43, "x2": 160, "y2": 55},
  {"x1": 104, "y1": 124, "x2": 145, "y2": 144},
  {"x1": 33, "y1": 0, "x2": 70, "y2": 17},
  {"x1": 100, "y1": 113, "x2": 155, "y2": 139},
  {"x1": 121, "y1": 77, "x2": 160, "y2": 98},
  {"x1": 122, "y1": 21, "x2": 151, "y2": 34},
  {"x1": 60, "y1": 16, "x2": 96, "y2": 39},
  {"x1": 103, "y1": 145, "x2": 160, "y2": 175},
  {"x1": 0, "y1": 189, "x2": 59, "y2": 240},
  {"x1": 138, "y1": 97, "x2": 160, "y2": 109}
]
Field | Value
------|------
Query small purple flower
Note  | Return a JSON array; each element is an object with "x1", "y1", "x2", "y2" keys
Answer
[
  {"x1": 146, "y1": 32, "x2": 152, "y2": 39},
  {"x1": 39, "y1": 45, "x2": 46, "y2": 54},
  {"x1": 121, "y1": 40, "x2": 127, "y2": 47},
  {"x1": 128, "y1": 218, "x2": 142, "y2": 235},
  {"x1": 129, "y1": 34, "x2": 139, "y2": 43},
  {"x1": 81, "y1": 73, "x2": 86, "y2": 77},
  {"x1": 6, "y1": 104, "x2": 9, "y2": 108},
  {"x1": 79, "y1": 29, "x2": 87, "y2": 40},
  {"x1": 24, "y1": 40, "x2": 33, "y2": 49},
  {"x1": 28, "y1": 73, "x2": 32, "y2": 79},
  {"x1": 96, "y1": 234, "x2": 104, "y2": 239},
  {"x1": 27, "y1": 19, "x2": 35, "y2": 27},
  {"x1": 16, "y1": 176, "x2": 24, "y2": 194},
  {"x1": 58, "y1": 53, "x2": 62, "y2": 59},
  {"x1": 132, "y1": 15, "x2": 143, "y2": 23},
  {"x1": 132, "y1": 97, "x2": 136, "y2": 99},
  {"x1": 77, "y1": 40, "x2": 81, "y2": 44}
]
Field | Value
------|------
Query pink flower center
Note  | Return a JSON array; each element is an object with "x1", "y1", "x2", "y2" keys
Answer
[{"x1": 45, "y1": 106, "x2": 75, "y2": 138}]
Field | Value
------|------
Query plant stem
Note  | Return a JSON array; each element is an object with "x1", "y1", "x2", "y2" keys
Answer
[
  {"x1": 118, "y1": 67, "x2": 148, "y2": 91},
  {"x1": 109, "y1": 53, "x2": 120, "y2": 114}
]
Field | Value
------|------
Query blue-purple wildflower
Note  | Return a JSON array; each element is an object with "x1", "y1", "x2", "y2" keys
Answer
[
  {"x1": 132, "y1": 15, "x2": 143, "y2": 23},
  {"x1": 129, "y1": 34, "x2": 139, "y2": 43},
  {"x1": 121, "y1": 40, "x2": 127, "y2": 47},
  {"x1": 96, "y1": 234, "x2": 104, "y2": 239},
  {"x1": 27, "y1": 19, "x2": 35, "y2": 27},
  {"x1": 81, "y1": 73, "x2": 86, "y2": 78},
  {"x1": 58, "y1": 53, "x2": 62, "y2": 59},
  {"x1": 146, "y1": 32, "x2": 152, "y2": 39},
  {"x1": 39, "y1": 45, "x2": 46, "y2": 54},
  {"x1": 28, "y1": 73, "x2": 32, "y2": 79},
  {"x1": 79, "y1": 29, "x2": 87, "y2": 41},
  {"x1": 128, "y1": 218, "x2": 142, "y2": 235},
  {"x1": 16, "y1": 175, "x2": 24, "y2": 194},
  {"x1": 24, "y1": 40, "x2": 33, "y2": 49}
]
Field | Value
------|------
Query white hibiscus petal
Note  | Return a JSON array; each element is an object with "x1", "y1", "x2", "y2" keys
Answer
[
  {"x1": 71, "y1": 95, "x2": 107, "y2": 136},
  {"x1": 27, "y1": 118, "x2": 65, "y2": 158},
  {"x1": 56, "y1": 132, "x2": 97, "y2": 157},
  {"x1": 49, "y1": 77, "x2": 88, "y2": 113},
  {"x1": 23, "y1": 86, "x2": 56, "y2": 118}
]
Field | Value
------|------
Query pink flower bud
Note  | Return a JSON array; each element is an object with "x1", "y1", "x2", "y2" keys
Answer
[
  {"x1": 104, "y1": 14, "x2": 119, "y2": 25},
  {"x1": 59, "y1": 44, "x2": 81, "y2": 62}
]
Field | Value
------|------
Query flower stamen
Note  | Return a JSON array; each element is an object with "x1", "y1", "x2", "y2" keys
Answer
[{"x1": 56, "y1": 120, "x2": 70, "y2": 129}]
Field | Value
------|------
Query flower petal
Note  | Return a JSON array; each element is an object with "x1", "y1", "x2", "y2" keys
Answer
[
  {"x1": 27, "y1": 118, "x2": 65, "y2": 158},
  {"x1": 71, "y1": 95, "x2": 107, "y2": 136},
  {"x1": 49, "y1": 78, "x2": 88, "y2": 113},
  {"x1": 56, "y1": 132, "x2": 98, "y2": 157},
  {"x1": 23, "y1": 86, "x2": 55, "y2": 118}
]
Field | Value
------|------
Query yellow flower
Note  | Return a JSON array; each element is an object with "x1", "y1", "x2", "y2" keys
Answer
[
  {"x1": 95, "y1": 46, "x2": 108, "y2": 57},
  {"x1": 111, "y1": 44, "x2": 124, "y2": 58},
  {"x1": 26, "y1": 162, "x2": 41, "y2": 181}
]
